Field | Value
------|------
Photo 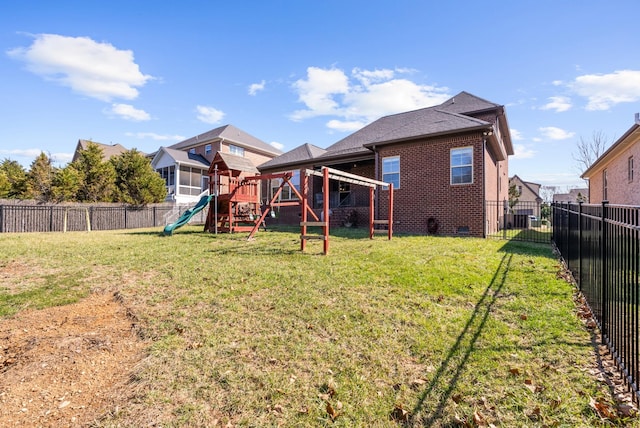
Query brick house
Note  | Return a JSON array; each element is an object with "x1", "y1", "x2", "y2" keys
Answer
[
  {"x1": 258, "y1": 91, "x2": 514, "y2": 237},
  {"x1": 581, "y1": 116, "x2": 640, "y2": 205},
  {"x1": 151, "y1": 124, "x2": 281, "y2": 204}
]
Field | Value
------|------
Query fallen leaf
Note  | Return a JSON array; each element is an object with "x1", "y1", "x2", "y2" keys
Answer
[
  {"x1": 452, "y1": 393, "x2": 463, "y2": 404},
  {"x1": 618, "y1": 403, "x2": 637, "y2": 417},
  {"x1": 509, "y1": 367, "x2": 520, "y2": 376},
  {"x1": 473, "y1": 410, "x2": 486, "y2": 425},
  {"x1": 410, "y1": 378, "x2": 427, "y2": 389},
  {"x1": 590, "y1": 397, "x2": 617, "y2": 420},
  {"x1": 326, "y1": 402, "x2": 339, "y2": 420},
  {"x1": 390, "y1": 404, "x2": 409, "y2": 422},
  {"x1": 520, "y1": 314, "x2": 528, "y2": 320}
]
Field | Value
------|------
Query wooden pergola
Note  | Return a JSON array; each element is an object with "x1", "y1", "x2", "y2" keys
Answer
[{"x1": 243, "y1": 166, "x2": 393, "y2": 255}]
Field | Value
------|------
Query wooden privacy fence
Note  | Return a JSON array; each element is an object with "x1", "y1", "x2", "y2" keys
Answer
[{"x1": 0, "y1": 204, "x2": 198, "y2": 233}]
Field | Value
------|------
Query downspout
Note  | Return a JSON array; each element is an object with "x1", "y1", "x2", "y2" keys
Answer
[{"x1": 482, "y1": 132, "x2": 487, "y2": 237}]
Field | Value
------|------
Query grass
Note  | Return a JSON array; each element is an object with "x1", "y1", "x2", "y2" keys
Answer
[{"x1": 0, "y1": 225, "x2": 634, "y2": 426}]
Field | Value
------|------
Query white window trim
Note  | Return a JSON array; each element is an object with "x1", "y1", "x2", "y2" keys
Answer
[
  {"x1": 382, "y1": 156, "x2": 400, "y2": 190},
  {"x1": 450, "y1": 146, "x2": 473, "y2": 185}
]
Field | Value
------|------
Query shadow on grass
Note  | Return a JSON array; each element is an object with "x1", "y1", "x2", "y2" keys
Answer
[
  {"x1": 498, "y1": 238, "x2": 554, "y2": 259},
  {"x1": 410, "y1": 253, "x2": 512, "y2": 426}
]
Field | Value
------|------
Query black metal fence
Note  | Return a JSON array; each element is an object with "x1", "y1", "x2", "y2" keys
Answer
[
  {"x1": 553, "y1": 201, "x2": 640, "y2": 401},
  {"x1": 485, "y1": 200, "x2": 552, "y2": 243},
  {"x1": 0, "y1": 203, "x2": 184, "y2": 233}
]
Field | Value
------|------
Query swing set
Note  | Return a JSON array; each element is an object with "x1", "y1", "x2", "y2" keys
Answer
[{"x1": 206, "y1": 161, "x2": 393, "y2": 255}]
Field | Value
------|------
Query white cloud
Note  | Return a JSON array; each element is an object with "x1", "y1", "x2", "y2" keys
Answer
[
  {"x1": 0, "y1": 148, "x2": 73, "y2": 166},
  {"x1": 326, "y1": 119, "x2": 366, "y2": 132},
  {"x1": 270, "y1": 141, "x2": 284, "y2": 151},
  {"x1": 571, "y1": 69, "x2": 640, "y2": 110},
  {"x1": 290, "y1": 66, "x2": 449, "y2": 128},
  {"x1": 51, "y1": 152, "x2": 74, "y2": 164},
  {"x1": 108, "y1": 103, "x2": 150, "y2": 121},
  {"x1": 552, "y1": 80, "x2": 564, "y2": 86},
  {"x1": 7, "y1": 33, "x2": 153, "y2": 102},
  {"x1": 0, "y1": 148, "x2": 44, "y2": 159},
  {"x1": 511, "y1": 144, "x2": 536, "y2": 160},
  {"x1": 125, "y1": 132, "x2": 185, "y2": 141},
  {"x1": 540, "y1": 96, "x2": 572, "y2": 112},
  {"x1": 196, "y1": 105, "x2": 225, "y2": 124},
  {"x1": 539, "y1": 126, "x2": 575, "y2": 140},
  {"x1": 290, "y1": 67, "x2": 350, "y2": 120},
  {"x1": 510, "y1": 129, "x2": 524, "y2": 141},
  {"x1": 248, "y1": 80, "x2": 266, "y2": 95}
]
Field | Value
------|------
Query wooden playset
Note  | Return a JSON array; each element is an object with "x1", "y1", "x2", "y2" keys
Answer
[{"x1": 203, "y1": 152, "x2": 393, "y2": 254}]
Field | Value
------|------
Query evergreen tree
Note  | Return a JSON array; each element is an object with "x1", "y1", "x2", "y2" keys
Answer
[
  {"x1": 71, "y1": 142, "x2": 116, "y2": 202},
  {"x1": 0, "y1": 159, "x2": 27, "y2": 199},
  {"x1": 0, "y1": 170, "x2": 10, "y2": 198},
  {"x1": 111, "y1": 149, "x2": 167, "y2": 205},
  {"x1": 25, "y1": 152, "x2": 55, "y2": 202},
  {"x1": 51, "y1": 165, "x2": 82, "y2": 203}
]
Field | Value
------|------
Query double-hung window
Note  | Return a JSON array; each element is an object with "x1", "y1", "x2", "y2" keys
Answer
[
  {"x1": 229, "y1": 144, "x2": 245, "y2": 157},
  {"x1": 451, "y1": 147, "x2": 473, "y2": 185},
  {"x1": 382, "y1": 156, "x2": 400, "y2": 189}
]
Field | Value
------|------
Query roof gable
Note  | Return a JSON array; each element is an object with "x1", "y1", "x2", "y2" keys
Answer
[
  {"x1": 259, "y1": 143, "x2": 327, "y2": 170},
  {"x1": 74, "y1": 139, "x2": 129, "y2": 162},
  {"x1": 151, "y1": 147, "x2": 210, "y2": 169},
  {"x1": 169, "y1": 124, "x2": 281, "y2": 156},
  {"x1": 437, "y1": 91, "x2": 501, "y2": 115}
]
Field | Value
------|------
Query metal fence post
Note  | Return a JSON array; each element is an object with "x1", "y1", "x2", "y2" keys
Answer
[
  {"x1": 602, "y1": 200, "x2": 609, "y2": 343},
  {"x1": 578, "y1": 201, "x2": 583, "y2": 292},
  {"x1": 503, "y1": 199, "x2": 507, "y2": 239}
]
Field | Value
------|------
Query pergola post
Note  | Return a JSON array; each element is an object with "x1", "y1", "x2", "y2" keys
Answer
[
  {"x1": 301, "y1": 173, "x2": 309, "y2": 251},
  {"x1": 323, "y1": 167, "x2": 329, "y2": 255},
  {"x1": 388, "y1": 183, "x2": 394, "y2": 240},
  {"x1": 369, "y1": 187, "x2": 375, "y2": 239}
]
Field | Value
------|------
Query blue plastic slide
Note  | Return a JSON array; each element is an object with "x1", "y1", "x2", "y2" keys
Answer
[{"x1": 163, "y1": 194, "x2": 213, "y2": 235}]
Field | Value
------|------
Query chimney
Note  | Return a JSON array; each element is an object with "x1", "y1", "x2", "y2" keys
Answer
[{"x1": 635, "y1": 112, "x2": 640, "y2": 124}]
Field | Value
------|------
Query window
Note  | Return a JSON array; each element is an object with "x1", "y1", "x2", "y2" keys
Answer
[
  {"x1": 189, "y1": 148, "x2": 196, "y2": 154},
  {"x1": 603, "y1": 169, "x2": 608, "y2": 201},
  {"x1": 270, "y1": 170, "x2": 300, "y2": 201},
  {"x1": 229, "y1": 144, "x2": 245, "y2": 157},
  {"x1": 179, "y1": 165, "x2": 206, "y2": 196},
  {"x1": 205, "y1": 144, "x2": 212, "y2": 155},
  {"x1": 156, "y1": 166, "x2": 176, "y2": 192},
  {"x1": 629, "y1": 156, "x2": 634, "y2": 182},
  {"x1": 451, "y1": 147, "x2": 473, "y2": 185},
  {"x1": 382, "y1": 156, "x2": 400, "y2": 189}
]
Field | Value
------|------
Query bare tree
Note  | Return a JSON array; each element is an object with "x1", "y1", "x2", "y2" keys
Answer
[{"x1": 573, "y1": 130, "x2": 611, "y2": 173}]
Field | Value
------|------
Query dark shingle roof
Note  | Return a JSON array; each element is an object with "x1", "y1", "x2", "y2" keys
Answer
[
  {"x1": 169, "y1": 124, "x2": 281, "y2": 156},
  {"x1": 259, "y1": 91, "x2": 509, "y2": 169},
  {"x1": 258, "y1": 143, "x2": 326, "y2": 170},
  {"x1": 161, "y1": 147, "x2": 210, "y2": 169},
  {"x1": 436, "y1": 91, "x2": 501, "y2": 115},
  {"x1": 74, "y1": 139, "x2": 129, "y2": 162}
]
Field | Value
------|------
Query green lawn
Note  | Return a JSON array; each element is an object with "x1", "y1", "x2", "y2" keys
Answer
[{"x1": 0, "y1": 226, "x2": 634, "y2": 426}]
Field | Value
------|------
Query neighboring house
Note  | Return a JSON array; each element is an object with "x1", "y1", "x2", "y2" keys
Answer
[
  {"x1": 509, "y1": 175, "x2": 542, "y2": 217},
  {"x1": 552, "y1": 188, "x2": 589, "y2": 203},
  {"x1": 72, "y1": 139, "x2": 129, "y2": 162},
  {"x1": 259, "y1": 91, "x2": 514, "y2": 237},
  {"x1": 150, "y1": 147, "x2": 211, "y2": 204},
  {"x1": 581, "y1": 115, "x2": 640, "y2": 205},
  {"x1": 151, "y1": 124, "x2": 282, "y2": 204}
]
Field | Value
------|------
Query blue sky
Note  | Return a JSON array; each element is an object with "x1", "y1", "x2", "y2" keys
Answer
[{"x1": 2, "y1": 1, "x2": 640, "y2": 189}]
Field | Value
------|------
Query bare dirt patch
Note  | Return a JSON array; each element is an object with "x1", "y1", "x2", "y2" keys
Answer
[{"x1": 0, "y1": 292, "x2": 148, "y2": 427}]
